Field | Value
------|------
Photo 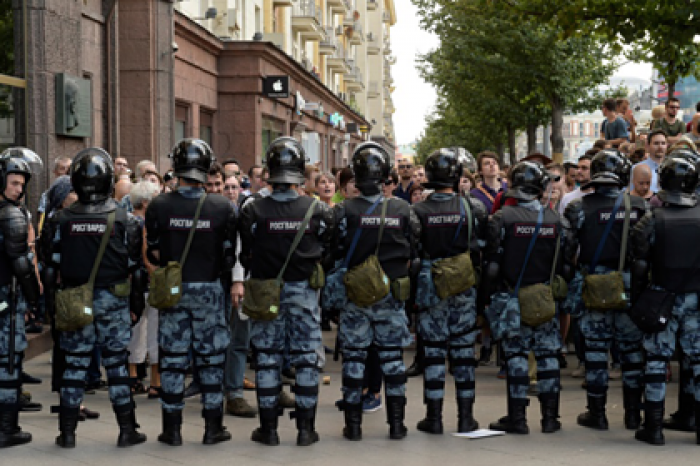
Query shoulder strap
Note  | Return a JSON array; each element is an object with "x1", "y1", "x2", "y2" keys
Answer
[
  {"x1": 513, "y1": 207, "x2": 544, "y2": 295},
  {"x1": 180, "y1": 194, "x2": 207, "y2": 267},
  {"x1": 478, "y1": 185, "x2": 495, "y2": 204},
  {"x1": 589, "y1": 192, "x2": 625, "y2": 271},
  {"x1": 341, "y1": 196, "x2": 383, "y2": 268},
  {"x1": 618, "y1": 193, "x2": 631, "y2": 272},
  {"x1": 276, "y1": 199, "x2": 318, "y2": 282},
  {"x1": 374, "y1": 198, "x2": 389, "y2": 256},
  {"x1": 87, "y1": 211, "x2": 116, "y2": 287},
  {"x1": 549, "y1": 221, "x2": 562, "y2": 285}
]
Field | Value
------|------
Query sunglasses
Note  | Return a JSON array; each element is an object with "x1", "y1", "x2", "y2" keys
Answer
[{"x1": 399, "y1": 164, "x2": 413, "y2": 169}]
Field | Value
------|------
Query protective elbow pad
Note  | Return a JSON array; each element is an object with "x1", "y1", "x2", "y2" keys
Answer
[{"x1": 12, "y1": 256, "x2": 40, "y2": 307}]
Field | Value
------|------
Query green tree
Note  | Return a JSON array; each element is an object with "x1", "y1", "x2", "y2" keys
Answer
[{"x1": 496, "y1": 0, "x2": 700, "y2": 97}]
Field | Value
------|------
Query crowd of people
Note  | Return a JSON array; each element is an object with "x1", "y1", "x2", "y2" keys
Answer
[{"x1": 0, "y1": 96, "x2": 700, "y2": 451}]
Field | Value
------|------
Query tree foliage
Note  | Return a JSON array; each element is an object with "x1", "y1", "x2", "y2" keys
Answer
[{"x1": 412, "y1": 0, "x2": 618, "y2": 161}]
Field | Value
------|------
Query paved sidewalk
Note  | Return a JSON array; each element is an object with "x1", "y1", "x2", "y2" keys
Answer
[{"x1": 6, "y1": 332, "x2": 698, "y2": 466}]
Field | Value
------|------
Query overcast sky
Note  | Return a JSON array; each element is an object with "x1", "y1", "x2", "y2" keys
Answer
[{"x1": 391, "y1": 2, "x2": 654, "y2": 146}]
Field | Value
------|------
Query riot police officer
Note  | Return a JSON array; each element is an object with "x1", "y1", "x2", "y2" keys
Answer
[
  {"x1": 239, "y1": 137, "x2": 334, "y2": 447},
  {"x1": 484, "y1": 161, "x2": 573, "y2": 434},
  {"x1": 145, "y1": 139, "x2": 237, "y2": 446},
  {"x1": 334, "y1": 142, "x2": 420, "y2": 441},
  {"x1": 0, "y1": 155, "x2": 40, "y2": 448},
  {"x1": 46, "y1": 148, "x2": 146, "y2": 448},
  {"x1": 563, "y1": 149, "x2": 647, "y2": 431},
  {"x1": 411, "y1": 148, "x2": 488, "y2": 434},
  {"x1": 630, "y1": 155, "x2": 700, "y2": 446}
]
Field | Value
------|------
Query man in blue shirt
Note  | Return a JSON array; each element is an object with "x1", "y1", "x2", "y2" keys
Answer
[
  {"x1": 602, "y1": 98, "x2": 629, "y2": 148},
  {"x1": 393, "y1": 156, "x2": 414, "y2": 203},
  {"x1": 631, "y1": 129, "x2": 667, "y2": 193}
]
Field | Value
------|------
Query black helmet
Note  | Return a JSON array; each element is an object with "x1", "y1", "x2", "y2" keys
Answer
[
  {"x1": 423, "y1": 148, "x2": 463, "y2": 189},
  {"x1": 582, "y1": 149, "x2": 631, "y2": 190},
  {"x1": 451, "y1": 147, "x2": 477, "y2": 173},
  {"x1": 1, "y1": 147, "x2": 43, "y2": 176},
  {"x1": 70, "y1": 148, "x2": 114, "y2": 203},
  {"x1": 505, "y1": 161, "x2": 554, "y2": 201},
  {"x1": 170, "y1": 138, "x2": 214, "y2": 184},
  {"x1": 351, "y1": 141, "x2": 390, "y2": 186},
  {"x1": 0, "y1": 156, "x2": 32, "y2": 201},
  {"x1": 265, "y1": 137, "x2": 306, "y2": 185},
  {"x1": 657, "y1": 156, "x2": 698, "y2": 207},
  {"x1": 667, "y1": 148, "x2": 700, "y2": 168}
]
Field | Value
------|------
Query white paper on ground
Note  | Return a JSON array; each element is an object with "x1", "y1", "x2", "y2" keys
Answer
[{"x1": 452, "y1": 429, "x2": 507, "y2": 439}]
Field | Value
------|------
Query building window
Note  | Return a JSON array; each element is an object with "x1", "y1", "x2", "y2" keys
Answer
[
  {"x1": 579, "y1": 122, "x2": 584, "y2": 137},
  {"x1": 261, "y1": 117, "x2": 284, "y2": 158},
  {"x1": 200, "y1": 110, "x2": 213, "y2": 145},
  {"x1": 1, "y1": 1, "x2": 27, "y2": 148},
  {"x1": 175, "y1": 103, "x2": 189, "y2": 142}
]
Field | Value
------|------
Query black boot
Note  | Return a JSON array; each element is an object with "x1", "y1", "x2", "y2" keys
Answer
[
  {"x1": 386, "y1": 396, "x2": 408, "y2": 440},
  {"x1": 55, "y1": 405, "x2": 79, "y2": 448},
  {"x1": 663, "y1": 370, "x2": 695, "y2": 432},
  {"x1": 695, "y1": 401, "x2": 700, "y2": 445},
  {"x1": 478, "y1": 345, "x2": 492, "y2": 366},
  {"x1": 406, "y1": 359, "x2": 424, "y2": 377},
  {"x1": 623, "y1": 386, "x2": 643, "y2": 430},
  {"x1": 251, "y1": 408, "x2": 280, "y2": 446},
  {"x1": 0, "y1": 404, "x2": 31, "y2": 448},
  {"x1": 577, "y1": 394, "x2": 609, "y2": 430},
  {"x1": 489, "y1": 398, "x2": 529, "y2": 434},
  {"x1": 540, "y1": 393, "x2": 561, "y2": 434},
  {"x1": 416, "y1": 398, "x2": 443, "y2": 434},
  {"x1": 635, "y1": 400, "x2": 665, "y2": 445},
  {"x1": 456, "y1": 397, "x2": 479, "y2": 433},
  {"x1": 295, "y1": 406, "x2": 319, "y2": 446},
  {"x1": 114, "y1": 404, "x2": 147, "y2": 447},
  {"x1": 342, "y1": 403, "x2": 363, "y2": 441},
  {"x1": 157, "y1": 410, "x2": 182, "y2": 446},
  {"x1": 202, "y1": 408, "x2": 231, "y2": 445}
]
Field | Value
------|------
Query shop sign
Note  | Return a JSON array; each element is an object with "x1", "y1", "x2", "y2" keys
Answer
[
  {"x1": 262, "y1": 76, "x2": 290, "y2": 98},
  {"x1": 295, "y1": 91, "x2": 306, "y2": 115},
  {"x1": 329, "y1": 112, "x2": 344, "y2": 128}
]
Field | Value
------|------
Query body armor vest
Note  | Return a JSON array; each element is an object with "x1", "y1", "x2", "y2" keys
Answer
[
  {"x1": 652, "y1": 204, "x2": 700, "y2": 292},
  {"x1": 149, "y1": 192, "x2": 232, "y2": 282},
  {"x1": 249, "y1": 196, "x2": 323, "y2": 281},
  {"x1": 57, "y1": 205, "x2": 129, "y2": 288},
  {"x1": 501, "y1": 206, "x2": 560, "y2": 288},
  {"x1": 413, "y1": 195, "x2": 472, "y2": 260},
  {"x1": 578, "y1": 193, "x2": 645, "y2": 270},
  {"x1": 0, "y1": 203, "x2": 27, "y2": 286},
  {"x1": 343, "y1": 197, "x2": 410, "y2": 280}
]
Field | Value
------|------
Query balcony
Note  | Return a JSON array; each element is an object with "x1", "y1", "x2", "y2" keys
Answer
[
  {"x1": 368, "y1": 81, "x2": 380, "y2": 98},
  {"x1": 327, "y1": 47, "x2": 351, "y2": 73},
  {"x1": 328, "y1": 0, "x2": 349, "y2": 14},
  {"x1": 272, "y1": 0, "x2": 293, "y2": 6},
  {"x1": 368, "y1": 0, "x2": 378, "y2": 11},
  {"x1": 292, "y1": 0, "x2": 325, "y2": 41},
  {"x1": 383, "y1": 11, "x2": 391, "y2": 23},
  {"x1": 367, "y1": 32, "x2": 380, "y2": 54},
  {"x1": 320, "y1": 28, "x2": 337, "y2": 55},
  {"x1": 384, "y1": 42, "x2": 391, "y2": 55},
  {"x1": 348, "y1": 21, "x2": 364, "y2": 45},
  {"x1": 345, "y1": 64, "x2": 365, "y2": 91}
]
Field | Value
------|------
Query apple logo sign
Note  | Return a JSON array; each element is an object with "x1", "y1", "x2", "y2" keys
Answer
[{"x1": 273, "y1": 80, "x2": 283, "y2": 92}]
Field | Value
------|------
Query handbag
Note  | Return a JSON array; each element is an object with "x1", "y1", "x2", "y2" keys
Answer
[
  {"x1": 432, "y1": 197, "x2": 477, "y2": 299},
  {"x1": 243, "y1": 199, "x2": 318, "y2": 321},
  {"x1": 582, "y1": 193, "x2": 630, "y2": 311},
  {"x1": 321, "y1": 196, "x2": 383, "y2": 309},
  {"x1": 55, "y1": 211, "x2": 115, "y2": 331},
  {"x1": 345, "y1": 198, "x2": 391, "y2": 307},
  {"x1": 148, "y1": 194, "x2": 206, "y2": 310},
  {"x1": 513, "y1": 208, "x2": 558, "y2": 327}
]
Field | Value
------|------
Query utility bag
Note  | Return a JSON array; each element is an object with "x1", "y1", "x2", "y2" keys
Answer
[
  {"x1": 55, "y1": 212, "x2": 115, "y2": 331},
  {"x1": 243, "y1": 199, "x2": 318, "y2": 320},
  {"x1": 148, "y1": 195, "x2": 206, "y2": 310}
]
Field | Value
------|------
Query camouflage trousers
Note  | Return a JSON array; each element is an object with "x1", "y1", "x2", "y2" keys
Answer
[
  {"x1": 642, "y1": 292, "x2": 700, "y2": 403},
  {"x1": 250, "y1": 281, "x2": 321, "y2": 410},
  {"x1": 579, "y1": 309, "x2": 643, "y2": 397},
  {"x1": 339, "y1": 295, "x2": 412, "y2": 405},
  {"x1": 0, "y1": 285, "x2": 26, "y2": 405},
  {"x1": 502, "y1": 311, "x2": 561, "y2": 403},
  {"x1": 59, "y1": 288, "x2": 131, "y2": 409},
  {"x1": 159, "y1": 281, "x2": 229, "y2": 413},
  {"x1": 417, "y1": 288, "x2": 478, "y2": 400}
]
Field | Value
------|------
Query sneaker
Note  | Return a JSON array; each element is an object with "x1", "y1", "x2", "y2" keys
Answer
[
  {"x1": 184, "y1": 381, "x2": 201, "y2": 399},
  {"x1": 571, "y1": 363, "x2": 585, "y2": 378},
  {"x1": 279, "y1": 390, "x2": 296, "y2": 409},
  {"x1": 496, "y1": 366, "x2": 507, "y2": 380},
  {"x1": 226, "y1": 397, "x2": 257, "y2": 418},
  {"x1": 609, "y1": 366, "x2": 622, "y2": 380},
  {"x1": 362, "y1": 394, "x2": 382, "y2": 413}
]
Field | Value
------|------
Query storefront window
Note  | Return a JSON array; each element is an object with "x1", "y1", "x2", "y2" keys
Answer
[
  {"x1": 200, "y1": 110, "x2": 213, "y2": 145},
  {"x1": 0, "y1": 84, "x2": 22, "y2": 151},
  {"x1": 261, "y1": 117, "x2": 283, "y2": 156}
]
